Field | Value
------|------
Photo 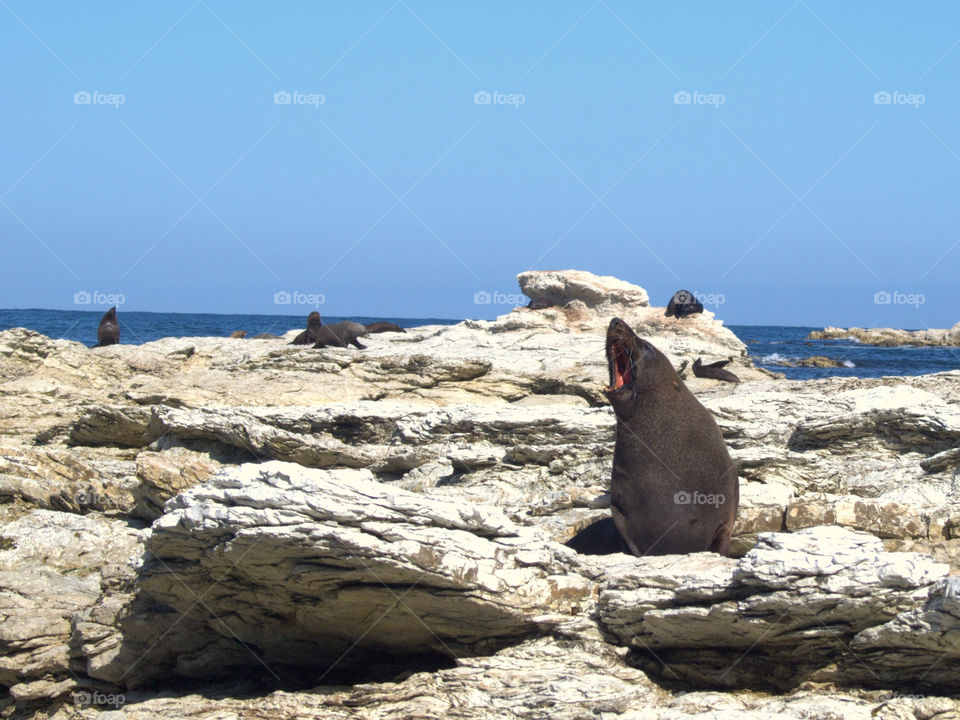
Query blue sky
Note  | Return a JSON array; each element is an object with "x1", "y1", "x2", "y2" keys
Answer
[{"x1": 1, "y1": 1, "x2": 958, "y2": 327}]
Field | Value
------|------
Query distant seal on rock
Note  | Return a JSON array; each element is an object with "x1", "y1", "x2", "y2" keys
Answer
[
  {"x1": 96, "y1": 307, "x2": 119, "y2": 347},
  {"x1": 365, "y1": 321, "x2": 406, "y2": 334},
  {"x1": 527, "y1": 297, "x2": 555, "y2": 310},
  {"x1": 604, "y1": 317, "x2": 738, "y2": 556},
  {"x1": 323, "y1": 321, "x2": 368, "y2": 349},
  {"x1": 291, "y1": 312, "x2": 323, "y2": 345},
  {"x1": 692, "y1": 358, "x2": 740, "y2": 383},
  {"x1": 230, "y1": 330, "x2": 246, "y2": 338},
  {"x1": 664, "y1": 290, "x2": 703, "y2": 318}
]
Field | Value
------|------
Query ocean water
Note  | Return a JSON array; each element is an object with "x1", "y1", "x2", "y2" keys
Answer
[
  {"x1": 730, "y1": 325, "x2": 960, "y2": 380},
  {"x1": 0, "y1": 310, "x2": 957, "y2": 381}
]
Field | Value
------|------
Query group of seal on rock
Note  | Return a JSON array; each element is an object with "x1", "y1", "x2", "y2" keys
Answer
[
  {"x1": 568, "y1": 317, "x2": 739, "y2": 558},
  {"x1": 92, "y1": 307, "x2": 406, "y2": 347}
]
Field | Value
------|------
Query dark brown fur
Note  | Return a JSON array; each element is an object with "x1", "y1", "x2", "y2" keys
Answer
[
  {"x1": 604, "y1": 318, "x2": 738, "y2": 556},
  {"x1": 364, "y1": 321, "x2": 406, "y2": 334},
  {"x1": 692, "y1": 358, "x2": 740, "y2": 383},
  {"x1": 312, "y1": 326, "x2": 349, "y2": 348},
  {"x1": 96, "y1": 307, "x2": 119, "y2": 347},
  {"x1": 324, "y1": 321, "x2": 367, "y2": 349},
  {"x1": 664, "y1": 289, "x2": 703, "y2": 318},
  {"x1": 291, "y1": 312, "x2": 323, "y2": 345}
]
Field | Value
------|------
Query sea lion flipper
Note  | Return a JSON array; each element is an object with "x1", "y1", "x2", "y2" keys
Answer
[
  {"x1": 610, "y1": 503, "x2": 642, "y2": 556},
  {"x1": 708, "y1": 521, "x2": 732, "y2": 556}
]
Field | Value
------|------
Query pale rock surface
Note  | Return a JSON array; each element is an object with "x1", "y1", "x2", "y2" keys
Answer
[
  {"x1": 2, "y1": 271, "x2": 960, "y2": 717},
  {"x1": 809, "y1": 323, "x2": 960, "y2": 347}
]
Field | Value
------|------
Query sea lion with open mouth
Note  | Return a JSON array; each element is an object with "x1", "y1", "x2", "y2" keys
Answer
[{"x1": 604, "y1": 317, "x2": 738, "y2": 556}]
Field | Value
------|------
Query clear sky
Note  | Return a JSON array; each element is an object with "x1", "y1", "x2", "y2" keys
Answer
[{"x1": 1, "y1": 1, "x2": 958, "y2": 327}]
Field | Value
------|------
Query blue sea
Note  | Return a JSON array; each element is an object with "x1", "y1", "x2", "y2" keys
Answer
[{"x1": 1, "y1": 310, "x2": 957, "y2": 381}]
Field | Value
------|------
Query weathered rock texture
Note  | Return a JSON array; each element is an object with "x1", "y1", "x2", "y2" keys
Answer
[
  {"x1": 1, "y1": 271, "x2": 960, "y2": 719},
  {"x1": 809, "y1": 322, "x2": 960, "y2": 346}
]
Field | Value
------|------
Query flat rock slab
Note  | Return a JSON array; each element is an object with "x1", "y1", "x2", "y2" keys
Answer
[
  {"x1": 596, "y1": 526, "x2": 951, "y2": 690},
  {"x1": 130, "y1": 461, "x2": 592, "y2": 685}
]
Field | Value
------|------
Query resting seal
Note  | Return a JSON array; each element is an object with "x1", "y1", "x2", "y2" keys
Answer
[
  {"x1": 364, "y1": 321, "x2": 406, "y2": 334},
  {"x1": 527, "y1": 297, "x2": 555, "y2": 310},
  {"x1": 692, "y1": 358, "x2": 740, "y2": 383},
  {"x1": 291, "y1": 312, "x2": 323, "y2": 345},
  {"x1": 324, "y1": 321, "x2": 368, "y2": 349},
  {"x1": 605, "y1": 318, "x2": 738, "y2": 556},
  {"x1": 312, "y1": 326, "x2": 349, "y2": 348},
  {"x1": 230, "y1": 330, "x2": 247, "y2": 338},
  {"x1": 96, "y1": 307, "x2": 119, "y2": 347},
  {"x1": 664, "y1": 290, "x2": 703, "y2": 318}
]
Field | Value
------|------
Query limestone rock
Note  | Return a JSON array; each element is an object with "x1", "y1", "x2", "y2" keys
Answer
[
  {"x1": 517, "y1": 269, "x2": 650, "y2": 310},
  {"x1": 809, "y1": 325, "x2": 960, "y2": 347},
  {"x1": 846, "y1": 576, "x2": 960, "y2": 690},
  {"x1": 0, "y1": 510, "x2": 142, "y2": 701},
  {"x1": 596, "y1": 526, "x2": 950, "y2": 690},
  {"x1": 122, "y1": 461, "x2": 592, "y2": 686}
]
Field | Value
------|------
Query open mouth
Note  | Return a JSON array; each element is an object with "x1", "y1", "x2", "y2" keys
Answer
[{"x1": 607, "y1": 338, "x2": 633, "y2": 391}]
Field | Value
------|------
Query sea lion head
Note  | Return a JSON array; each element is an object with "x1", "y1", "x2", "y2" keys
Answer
[
  {"x1": 306, "y1": 312, "x2": 322, "y2": 331},
  {"x1": 604, "y1": 317, "x2": 676, "y2": 417},
  {"x1": 104, "y1": 306, "x2": 117, "y2": 319}
]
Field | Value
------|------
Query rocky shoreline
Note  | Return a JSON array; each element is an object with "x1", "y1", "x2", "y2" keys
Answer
[
  {"x1": 809, "y1": 324, "x2": 960, "y2": 347},
  {"x1": 2, "y1": 271, "x2": 959, "y2": 719}
]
